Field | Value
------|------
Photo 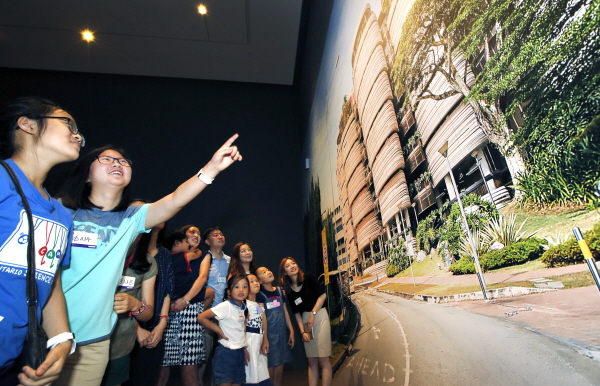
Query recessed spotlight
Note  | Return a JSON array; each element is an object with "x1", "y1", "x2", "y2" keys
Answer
[
  {"x1": 198, "y1": 4, "x2": 207, "y2": 15},
  {"x1": 82, "y1": 30, "x2": 95, "y2": 42}
]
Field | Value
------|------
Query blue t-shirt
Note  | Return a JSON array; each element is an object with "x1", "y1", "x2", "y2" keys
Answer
[
  {"x1": 61, "y1": 204, "x2": 150, "y2": 345},
  {"x1": 0, "y1": 160, "x2": 73, "y2": 369},
  {"x1": 205, "y1": 251, "x2": 230, "y2": 307}
]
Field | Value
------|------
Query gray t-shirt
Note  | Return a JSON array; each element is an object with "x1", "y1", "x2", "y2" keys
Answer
[{"x1": 109, "y1": 254, "x2": 158, "y2": 359}]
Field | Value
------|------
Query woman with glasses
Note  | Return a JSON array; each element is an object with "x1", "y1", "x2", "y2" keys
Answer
[
  {"x1": 0, "y1": 97, "x2": 84, "y2": 386},
  {"x1": 53, "y1": 135, "x2": 242, "y2": 386}
]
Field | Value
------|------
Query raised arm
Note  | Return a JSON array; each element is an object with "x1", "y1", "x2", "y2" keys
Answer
[{"x1": 145, "y1": 134, "x2": 242, "y2": 229}]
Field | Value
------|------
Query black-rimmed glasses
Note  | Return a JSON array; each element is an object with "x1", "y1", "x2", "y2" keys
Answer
[
  {"x1": 96, "y1": 155, "x2": 133, "y2": 167},
  {"x1": 35, "y1": 116, "x2": 86, "y2": 147}
]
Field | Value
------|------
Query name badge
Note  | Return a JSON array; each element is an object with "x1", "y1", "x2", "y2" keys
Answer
[
  {"x1": 72, "y1": 231, "x2": 98, "y2": 249},
  {"x1": 118, "y1": 275, "x2": 135, "y2": 289},
  {"x1": 266, "y1": 299, "x2": 281, "y2": 310},
  {"x1": 218, "y1": 277, "x2": 226, "y2": 283},
  {"x1": 294, "y1": 297, "x2": 302, "y2": 306}
]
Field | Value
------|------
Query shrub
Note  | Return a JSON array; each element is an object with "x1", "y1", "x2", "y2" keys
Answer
[
  {"x1": 540, "y1": 221, "x2": 600, "y2": 267},
  {"x1": 449, "y1": 257, "x2": 476, "y2": 275},
  {"x1": 479, "y1": 238, "x2": 546, "y2": 271},
  {"x1": 450, "y1": 237, "x2": 547, "y2": 274},
  {"x1": 440, "y1": 194, "x2": 498, "y2": 256},
  {"x1": 386, "y1": 244, "x2": 410, "y2": 277},
  {"x1": 416, "y1": 209, "x2": 444, "y2": 252}
]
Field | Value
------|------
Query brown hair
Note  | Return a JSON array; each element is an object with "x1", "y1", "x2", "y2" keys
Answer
[{"x1": 278, "y1": 256, "x2": 304, "y2": 295}]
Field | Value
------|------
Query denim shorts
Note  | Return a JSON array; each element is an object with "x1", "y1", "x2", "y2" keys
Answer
[{"x1": 212, "y1": 344, "x2": 246, "y2": 385}]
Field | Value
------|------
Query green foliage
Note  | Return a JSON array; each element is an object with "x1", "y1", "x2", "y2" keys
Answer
[
  {"x1": 479, "y1": 238, "x2": 546, "y2": 271},
  {"x1": 386, "y1": 245, "x2": 410, "y2": 277},
  {"x1": 451, "y1": 237, "x2": 547, "y2": 274},
  {"x1": 458, "y1": 229, "x2": 491, "y2": 260},
  {"x1": 416, "y1": 209, "x2": 444, "y2": 252},
  {"x1": 455, "y1": 0, "x2": 600, "y2": 205},
  {"x1": 449, "y1": 257, "x2": 476, "y2": 275},
  {"x1": 439, "y1": 194, "x2": 498, "y2": 256},
  {"x1": 541, "y1": 221, "x2": 600, "y2": 267},
  {"x1": 483, "y1": 213, "x2": 534, "y2": 246},
  {"x1": 303, "y1": 178, "x2": 323, "y2": 276}
]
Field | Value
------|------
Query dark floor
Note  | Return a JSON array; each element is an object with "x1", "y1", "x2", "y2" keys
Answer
[{"x1": 166, "y1": 368, "x2": 308, "y2": 386}]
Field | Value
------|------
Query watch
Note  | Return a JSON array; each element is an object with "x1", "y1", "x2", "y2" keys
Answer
[{"x1": 312, "y1": 311, "x2": 317, "y2": 315}]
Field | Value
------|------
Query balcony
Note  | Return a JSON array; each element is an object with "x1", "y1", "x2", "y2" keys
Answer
[
  {"x1": 400, "y1": 106, "x2": 415, "y2": 136},
  {"x1": 415, "y1": 184, "x2": 436, "y2": 214},
  {"x1": 406, "y1": 144, "x2": 426, "y2": 174}
]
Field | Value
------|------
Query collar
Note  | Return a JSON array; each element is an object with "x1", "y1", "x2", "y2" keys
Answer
[{"x1": 228, "y1": 298, "x2": 247, "y2": 311}]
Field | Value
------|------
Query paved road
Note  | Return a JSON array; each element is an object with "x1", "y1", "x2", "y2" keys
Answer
[{"x1": 333, "y1": 291, "x2": 600, "y2": 386}]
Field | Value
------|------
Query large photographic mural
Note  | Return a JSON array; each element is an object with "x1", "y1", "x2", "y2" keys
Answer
[{"x1": 303, "y1": 0, "x2": 600, "y2": 277}]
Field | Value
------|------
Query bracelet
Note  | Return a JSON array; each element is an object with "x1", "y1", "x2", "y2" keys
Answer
[
  {"x1": 130, "y1": 299, "x2": 148, "y2": 316},
  {"x1": 197, "y1": 169, "x2": 214, "y2": 185},
  {"x1": 47, "y1": 332, "x2": 76, "y2": 356},
  {"x1": 182, "y1": 298, "x2": 191, "y2": 305},
  {"x1": 160, "y1": 314, "x2": 169, "y2": 319}
]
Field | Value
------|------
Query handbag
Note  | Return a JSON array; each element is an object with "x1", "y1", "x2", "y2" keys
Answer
[{"x1": 0, "y1": 160, "x2": 48, "y2": 369}]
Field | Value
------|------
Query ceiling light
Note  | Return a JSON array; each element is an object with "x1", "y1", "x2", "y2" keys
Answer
[
  {"x1": 81, "y1": 30, "x2": 95, "y2": 42},
  {"x1": 198, "y1": 4, "x2": 207, "y2": 14}
]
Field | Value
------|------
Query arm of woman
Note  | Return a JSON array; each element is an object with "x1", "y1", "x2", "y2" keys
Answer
[
  {"x1": 283, "y1": 302, "x2": 295, "y2": 348},
  {"x1": 294, "y1": 313, "x2": 310, "y2": 342},
  {"x1": 145, "y1": 134, "x2": 241, "y2": 229},
  {"x1": 135, "y1": 276, "x2": 156, "y2": 323},
  {"x1": 172, "y1": 254, "x2": 210, "y2": 312},
  {"x1": 260, "y1": 305, "x2": 269, "y2": 356},
  {"x1": 113, "y1": 276, "x2": 156, "y2": 322},
  {"x1": 147, "y1": 295, "x2": 171, "y2": 348},
  {"x1": 147, "y1": 223, "x2": 164, "y2": 257},
  {"x1": 306, "y1": 293, "x2": 326, "y2": 330},
  {"x1": 21, "y1": 274, "x2": 72, "y2": 385},
  {"x1": 197, "y1": 309, "x2": 227, "y2": 340}
]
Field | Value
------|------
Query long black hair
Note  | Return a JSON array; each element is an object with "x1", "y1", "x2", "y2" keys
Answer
[
  {"x1": 57, "y1": 145, "x2": 132, "y2": 212},
  {"x1": 0, "y1": 96, "x2": 65, "y2": 159},
  {"x1": 228, "y1": 242, "x2": 256, "y2": 278}
]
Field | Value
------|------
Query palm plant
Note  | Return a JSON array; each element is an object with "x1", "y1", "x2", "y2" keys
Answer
[
  {"x1": 458, "y1": 229, "x2": 491, "y2": 260},
  {"x1": 483, "y1": 213, "x2": 535, "y2": 246}
]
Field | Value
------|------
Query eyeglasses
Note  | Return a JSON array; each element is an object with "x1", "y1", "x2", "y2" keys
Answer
[
  {"x1": 96, "y1": 155, "x2": 133, "y2": 167},
  {"x1": 36, "y1": 116, "x2": 86, "y2": 147}
]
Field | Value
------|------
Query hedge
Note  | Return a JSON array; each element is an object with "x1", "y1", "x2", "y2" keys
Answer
[
  {"x1": 450, "y1": 238, "x2": 546, "y2": 274},
  {"x1": 540, "y1": 221, "x2": 600, "y2": 267}
]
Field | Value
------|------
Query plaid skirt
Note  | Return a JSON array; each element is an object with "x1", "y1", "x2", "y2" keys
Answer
[{"x1": 162, "y1": 302, "x2": 206, "y2": 366}]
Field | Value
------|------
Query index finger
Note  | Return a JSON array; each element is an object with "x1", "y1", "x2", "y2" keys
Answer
[{"x1": 221, "y1": 134, "x2": 239, "y2": 148}]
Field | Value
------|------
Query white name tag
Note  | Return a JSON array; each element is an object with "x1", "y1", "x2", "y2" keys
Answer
[
  {"x1": 72, "y1": 231, "x2": 98, "y2": 249},
  {"x1": 218, "y1": 277, "x2": 226, "y2": 283},
  {"x1": 118, "y1": 275, "x2": 135, "y2": 289},
  {"x1": 294, "y1": 297, "x2": 302, "y2": 306}
]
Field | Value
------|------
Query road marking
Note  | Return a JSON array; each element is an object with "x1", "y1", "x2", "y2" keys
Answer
[
  {"x1": 372, "y1": 296, "x2": 411, "y2": 386},
  {"x1": 373, "y1": 325, "x2": 380, "y2": 339},
  {"x1": 345, "y1": 355, "x2": 396, "y2": 383}
]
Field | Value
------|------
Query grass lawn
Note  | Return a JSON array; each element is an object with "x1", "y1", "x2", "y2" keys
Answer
[{"x1": 503, "y1": 204, "x2": 600, "y2": 240}]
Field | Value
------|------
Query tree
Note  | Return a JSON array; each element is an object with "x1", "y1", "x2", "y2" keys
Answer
[
  {"x1": 390, "y1": 0, "x2": 526, "y2": 183},
  {"x1": 304, "y1": 178, "x2": 323, "y2": 276}
]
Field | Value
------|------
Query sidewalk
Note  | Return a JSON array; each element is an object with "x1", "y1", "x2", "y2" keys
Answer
[{"x1": 449, "y1": 286, "x2": 600, "y2": 360}]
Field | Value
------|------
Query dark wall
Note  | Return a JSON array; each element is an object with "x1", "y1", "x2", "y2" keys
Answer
[{"x1": 0, "y1": 67, "x2": 305, "y2": 273}]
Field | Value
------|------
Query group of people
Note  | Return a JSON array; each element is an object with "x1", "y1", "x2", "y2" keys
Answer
[{"x1": 0, "y1": 97, "x2": 333, "y2": 386}]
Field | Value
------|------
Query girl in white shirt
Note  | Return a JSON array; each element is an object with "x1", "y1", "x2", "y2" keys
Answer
[{"x1": 197, "y1": 274, "x2": 250, "y2": 386}]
